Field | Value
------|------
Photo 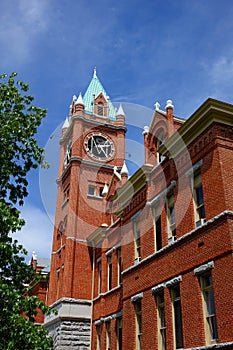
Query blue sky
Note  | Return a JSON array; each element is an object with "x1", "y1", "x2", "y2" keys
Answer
[{"x1": 1, "y1": 0, "x2": 233, "y2": 259}]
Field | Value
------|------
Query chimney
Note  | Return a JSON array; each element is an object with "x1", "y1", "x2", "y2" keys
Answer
[{"x1": 165, "y1": 99, "x2": 174, "y2": 137}]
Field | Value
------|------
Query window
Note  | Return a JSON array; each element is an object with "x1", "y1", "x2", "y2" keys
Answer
[
  {"x1": 96, "y1": 325, "x2": 101, "y2": 350},
  {"x1": 88, "y1": 185, "x2": 96, "y2": 196},
  {"x1": 97, "y1": 259, "x2": 102, "y2": 295},
  {"x1": 88, "y1": 184, "x2": 105, "y2": 197},
  {"x1": 63, "y1": 185, "x2": 70, "y2": 204},
  {"x1": 135, "y1": 300, "x2": 142, "y2": 350},
  {"x1": 193, "y1": 171, "x2": 206, "y2": 227},
  {"x1": 117, "y1": 248, "x2": 122, "y2": 285},
  {"x1": 99, "y1": 186, "x2": 104, "y2": 197},
  {"x1": 154, "y1": 204, "x2": 162, "y2": 251},
  {"x1": 98, "y1": 102, "x2": 104, "y2": 116},
  {"x1": 117, "y1": 317, "x2": 122, "y2": 350},
  {"x1": 157, "y1": 130, "x2": 166, "y2": 163},
  {"x1": 64, "y1": 140, "x2": 72, "y2": 168},
  {"x1": 107, "y1": 255, "x2": 112, "y2": 291},
  {"x1": 166, "y1": 193, "x2": 176, "y2": 243},
  {"x1": 133, "y1": 215, "x2": 141, "y2": 262},
  {"x1": 106, "y1": 321, "x2": 111, "y2": 350},
  {"x1": 157, "y1": 291, "x2": 166, "y2": 350},
  {"x1": 171, "y1": 285, "x2": 183, "y2": 349},
  {"x1": 200, "y1": 272, "x2": 218, "y2": 344},
  {"x1": 56, "y1": 268, "x2": 60, "y2": 299}
]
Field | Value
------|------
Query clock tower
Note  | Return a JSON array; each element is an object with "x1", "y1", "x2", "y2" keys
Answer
[{"x1": 45, "y1": 69, "x2": 126, "y2": 349}]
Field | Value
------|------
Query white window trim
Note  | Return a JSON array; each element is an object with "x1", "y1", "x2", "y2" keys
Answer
[
  {"x1": 194, "y1": 261, "x2": 214, "y2": 276},
  {"x1": 185, "y1": 159, "x2": 203, "y2": 178},
  {"x1": 147, "y1": 180, "x2": 176, "y2": 207},
  {"x1": 131, "y1": 292, "x2": 143, "y2": 303}
]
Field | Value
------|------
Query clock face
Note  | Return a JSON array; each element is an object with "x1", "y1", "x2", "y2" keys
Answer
[{"x1": 84, "y1": 132, "x2": 115, "y2": 160}]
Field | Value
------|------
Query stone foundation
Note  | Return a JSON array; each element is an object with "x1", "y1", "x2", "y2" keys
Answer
[{"x1": 44, "y1": 298, "x2": 92, "y2": 349}]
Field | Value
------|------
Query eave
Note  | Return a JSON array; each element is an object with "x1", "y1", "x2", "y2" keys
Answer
[{"x1": 159, "y1": 98, "x2": 233, "y2": 158}]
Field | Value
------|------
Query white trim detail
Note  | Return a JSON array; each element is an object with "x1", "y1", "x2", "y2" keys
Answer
[
  {"x1": 147, "y1": 180, "x2": 176, "y2": 207},
  {"x1": 131, "y1": 292, "x2": 143, "y2": 303},
  {"x1": 105, "y1": 242, "x2": 121, "y2": 256},
  {"x1": 102, "y1": 311, "x2": 123, "y2": 323},
  {"x1": 151, "y1": 283, "x2": 165, "y2": 294},
  {"x1": 165, "y1": 275, "x2": 182, "y2": 288},
  {"x1": 194, "y1": 261, "x2": 214, "y2": 276},
  {"x1": 185, "y1": 159, "x2": 203, "y2": 177}
]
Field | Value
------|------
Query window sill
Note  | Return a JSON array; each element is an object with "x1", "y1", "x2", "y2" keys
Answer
[
  {"x1": 87, "y1": 194, "x2": 103, "y2": 200},
  {"x1": 93, "y1": 284, "x2": 122, "y2": 301}
]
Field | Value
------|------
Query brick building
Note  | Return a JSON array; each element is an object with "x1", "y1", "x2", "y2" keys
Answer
[
  {"x1": 29, "y1": 252, "x2": 50, "y2": 324},
  {"x1": 45, "y1": 69, "x2": 233, "y2": 350}
]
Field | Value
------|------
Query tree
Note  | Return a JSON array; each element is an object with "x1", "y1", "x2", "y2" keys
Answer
[{"x1": 0, "y1": 73, "x2": 53, "y2": 349}]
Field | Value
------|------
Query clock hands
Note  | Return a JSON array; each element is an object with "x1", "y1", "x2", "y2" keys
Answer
[{"x1": 91, "y1": 136, "x2": 111, "y2": 157}]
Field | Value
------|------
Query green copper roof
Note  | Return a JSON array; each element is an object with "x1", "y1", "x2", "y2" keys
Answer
[{"x1": 83, "y1": 69, "x2": 117, "y2": 120}]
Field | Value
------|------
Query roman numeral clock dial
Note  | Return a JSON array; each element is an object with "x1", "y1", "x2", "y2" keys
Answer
[{"x1": 84, "y1": 132, "x2": 115, "y2": 160}]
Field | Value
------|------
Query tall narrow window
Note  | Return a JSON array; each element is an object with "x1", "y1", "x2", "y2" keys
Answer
[
  {"x1": 166, "y1": 193, "x2": 176, "y2": 243},
  {"x1": 107, "y1": 255, "x2": 112, "y2": 291},
  {"x1": 171, "y1": 285, "x2": 183, "y2": 349},
  {"x1": 56, "y1": 268, "x2": 60, "y2": 299},
  {"x1": 154, "y1": 204, "x2": 162, "y2": 251},
  {"x1": 117, "y1": 317, "x2": 122, "y2": 350},
  {"x1": 157, "y1": 290, "x2": 166, "y2": 350},
  {"x1": 200, "y1": 272, "x2": 218, "y2": 344},
  {"x1": 97, "y1": 259, "x2": 102, "y2": 295},
  {"x1": 98, "y1": 102, "x2": 104, "y2": 116},
  {"x1": 157, "y1": 130, "x2": 166, "y2": 163},
  {"x1": 96, "y1": 325, "x2": 101, "y2": 350},
  {"x1": 117, "y1": 248, "x2": 122, "y2": 285},
  {"x1": 193, "y1": 171, "x2": 206, "y2": 227},
  {"x1": 135, "y1": 300, "x2": 142, "y2": 350},
  {"x1": 133, "y1": 215, "x2": 141, "y2": 262},
  {"x1": 106, "y1": 321, "x2": 111, "y2": 350}
]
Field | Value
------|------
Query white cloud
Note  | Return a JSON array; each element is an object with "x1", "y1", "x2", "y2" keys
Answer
[{"x1": 13, "y1": 204, "x2": 53, "y2": 261}]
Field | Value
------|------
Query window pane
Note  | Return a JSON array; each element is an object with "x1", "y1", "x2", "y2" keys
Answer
[
  {"x1": 174, "y1": 299, "x2": 183, "y2": 348},
  {"x1": 155, "y1": 216, "x2": 162, "y2": 250},
  {"x1": 117, "y1": 318, "x2": 122, "y2": 350},
  {"x1": 196, "y1": 185, "x2": 204, "y2": 206},
  {"x1": 88, "y1": 186, "x2": 95, "y2": 195},
  {"x1": 98, "y1": 103, "x2": 104, "y2": 116}
]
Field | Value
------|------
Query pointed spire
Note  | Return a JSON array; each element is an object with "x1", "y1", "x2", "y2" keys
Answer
[
  {"x1": 102, "y1": 182, "x2": 109, "y2": 197},
  {"x1": 121, "y1": 161, "x2": 129, "y2": 175},
  {"x1": 93, "y1": 67, "x2": 97, "y2": 78},
  {"x1": 75, "y1": 92, "x2": 84, "y2": 106},
  {"x1": 62, "y1": 117, "x2": 70, "y2": 129},
  {"x1": 116, "y1": 104, "x2": 125, "y2": 117},
  {"x1": 73, "y1": 95, "x2": 77, "y2": 102}
]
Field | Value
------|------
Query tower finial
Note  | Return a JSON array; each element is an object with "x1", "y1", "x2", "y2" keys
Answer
[{"x1": 93, "y1": 67, "x2": 97, "y2": 78}]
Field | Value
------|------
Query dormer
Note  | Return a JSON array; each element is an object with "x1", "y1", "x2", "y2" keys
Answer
[{"x1": 93, "y1": 92, "x2": 108, "y2": 117}]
